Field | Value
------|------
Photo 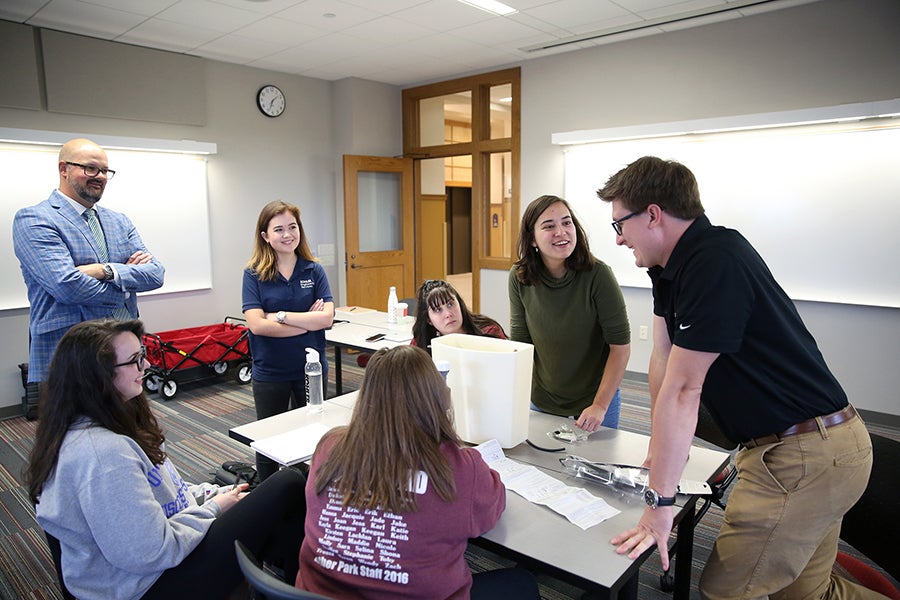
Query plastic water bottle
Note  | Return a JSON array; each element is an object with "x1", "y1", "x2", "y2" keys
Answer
[
  {"x1": 387, "y1": 286, "x2": 399, "y2": 324},
  {"x1": 305, "y1": 348, "x2": 323, "y2": 412}
]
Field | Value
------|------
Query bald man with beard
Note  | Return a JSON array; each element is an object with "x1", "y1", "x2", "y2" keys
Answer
[{"x1": 13, "y1": 138, "x2": 165, "y2": 385}]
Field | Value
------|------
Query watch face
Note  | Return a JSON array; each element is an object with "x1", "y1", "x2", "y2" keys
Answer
[{"x1": 257, "y1": 85, "x2": 285, "y2": 117}]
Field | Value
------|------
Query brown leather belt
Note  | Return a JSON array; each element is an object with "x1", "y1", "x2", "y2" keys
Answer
[{"x1": 742, "y1": 404, "x2": 858, "y2": 449}]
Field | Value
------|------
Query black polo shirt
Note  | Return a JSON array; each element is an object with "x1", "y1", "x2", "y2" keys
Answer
[{"x1": 649, "y1": 215, "x2": 847, "y2": 443}]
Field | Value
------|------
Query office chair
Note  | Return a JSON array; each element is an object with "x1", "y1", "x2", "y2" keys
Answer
[
  {"x1": 399, "y1": 297, "x2": 417, "y2": 316},
  {"x1": 44, "y1": 532, "x2": 76, "y2": 600},
  {"x1": 234, "y1": 540, "x2": 333, "y2": 600},
  {"x1": 660, "y1": 402, "x2": 738, "y2": 592},
  {"x1": 836, "y1": 432, "x2": 900, "y2": 596}
]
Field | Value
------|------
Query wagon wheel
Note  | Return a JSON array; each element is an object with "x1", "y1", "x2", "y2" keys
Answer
[
  {"x1": 143, "y1": 373, "x2": 162, "y2": 393},
  {"x1": 234, "y1": 362, "x2": 252, "y2": 385},
  {"x1": 212, "y1": 361, "x2": 228, "y2": 375},
  {"x1": 160, "y1": 378, "x2": 178, "y2": 400}
]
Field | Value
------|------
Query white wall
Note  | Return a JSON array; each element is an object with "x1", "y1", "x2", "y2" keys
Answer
[
  {"x1": 0, "y1": 55, "x2": 400, "y2": 413},
  {"x1": 503, "y1": 0, "x2": 900, "y2": 416},
  {"x1": 2, "y1": 0, "x2": 898, "y2": 419}
]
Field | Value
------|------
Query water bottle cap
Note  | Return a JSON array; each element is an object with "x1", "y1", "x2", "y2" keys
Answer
[{"x1": 305, "y1": 348, "x2": 319, "y2": 362}]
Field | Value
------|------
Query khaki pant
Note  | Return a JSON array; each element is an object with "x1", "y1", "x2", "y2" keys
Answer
[{"x1": 700, "y1": 416, "x2": 884, "y2": 600}]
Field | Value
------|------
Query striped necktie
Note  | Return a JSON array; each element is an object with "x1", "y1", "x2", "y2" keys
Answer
[
  {"x1": 84, "y1": 208, "x2": 131, "y2": 320},
  {"x1": 84, "y1": 208, "x2": 108, "y2": 261}
]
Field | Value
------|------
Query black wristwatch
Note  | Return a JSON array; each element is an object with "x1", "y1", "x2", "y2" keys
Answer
[
  {"x1": 644, "y1": 488, "x2": 676, "y2": 509},
  {"x1": 102, "y1": 264, "x2": 115, "y2": 281}
]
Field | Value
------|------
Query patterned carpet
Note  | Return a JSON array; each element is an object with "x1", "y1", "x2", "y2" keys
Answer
[{"x1": 0, "y1": 348, "x2": 896, "y2": 599}]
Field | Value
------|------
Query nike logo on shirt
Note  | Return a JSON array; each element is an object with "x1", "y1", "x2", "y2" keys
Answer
[{"x1": 679, "y1": 323, "x2": 692, "y2": 330}]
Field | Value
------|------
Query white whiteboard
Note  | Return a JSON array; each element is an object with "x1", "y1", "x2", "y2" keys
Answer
[
  {"x1": 1, "y1": 142, "x2": 212, "y2": 310},
  {"x1": 564, "y1": 124, "x2": 900, "y2": 308}
]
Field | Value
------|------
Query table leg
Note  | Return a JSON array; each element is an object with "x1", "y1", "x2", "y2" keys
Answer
[
  {"x1": 609, "y1": 571, "x2": 638, "y2": 599},
  {"x1": 333, "y1": 345, "x2": 343, "y2": 397},
  {"x1": 673, "y1": 497, "x2": 697, "y2": 599}
]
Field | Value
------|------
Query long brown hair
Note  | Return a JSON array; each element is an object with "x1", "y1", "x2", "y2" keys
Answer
[
  {"x1": 513, "y1": 195, "x2": 593, "y2": 285},
  {"x1": 246, "y1": 200, "x2": 315, "y2": 282},
  {"x1": 411, "y1": 279, "x2": 505, "y2": 353},
  {"x1": 26, "y1": 319, "x2": 166, "y2": 504},
  {"x1": 313, "y1": 345, "x2": 460, "y2": 513}
]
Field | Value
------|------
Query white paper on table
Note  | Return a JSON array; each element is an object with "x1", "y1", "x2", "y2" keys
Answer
[
  {"x1": 383, "y1": 332, "x2": 413, "y2": 342},
  {"x1": 250, "y1": 422, "x2": 331, "y2": 466},
  {"x1": 475, "y1": 439, "x2": 620, "y2": 530}
]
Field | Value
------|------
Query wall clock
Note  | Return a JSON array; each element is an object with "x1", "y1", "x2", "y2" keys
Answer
[{"x1": 256, "y1": 85, "x2": 285, "y2": 118}]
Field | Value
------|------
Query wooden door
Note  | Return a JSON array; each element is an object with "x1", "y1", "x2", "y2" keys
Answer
[{"x1": 343, "y1": 155, "x2": 415, "y2": 308}]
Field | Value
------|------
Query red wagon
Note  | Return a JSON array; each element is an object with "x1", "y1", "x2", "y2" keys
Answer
[{"x1": 142, "y1": 317, "x2": 252, "y2": 400}]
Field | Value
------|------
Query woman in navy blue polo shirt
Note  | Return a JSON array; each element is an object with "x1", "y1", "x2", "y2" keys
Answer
[{"x1": 242, "y1": 200, "x2": 333, "y2": 481}]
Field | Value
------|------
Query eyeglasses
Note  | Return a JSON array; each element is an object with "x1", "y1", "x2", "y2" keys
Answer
[
  {"x1": 611, "y1": 211, "x2": 642, "y2": 236},
  {"x1": 66, "y1": 161, "x2": 116, "y2": 180},
  {"x1": 114, "y1": 345, "x2": 146, "y2": 369}
]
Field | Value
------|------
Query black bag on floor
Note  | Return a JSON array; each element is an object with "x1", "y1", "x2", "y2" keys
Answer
[
  {"x1": 214, "y1": 461, "x2": 260, "y2": 490},
  {"x1": 18, "y1": 363, "x2": 39, "y2": 421}
]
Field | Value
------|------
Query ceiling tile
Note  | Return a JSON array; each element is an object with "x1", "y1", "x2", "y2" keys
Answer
[
  {"x1": 193, "y1": 33, "x2": 292, "y2": 63},
  {"x1": 9, "y1": 0, "x2": 807, "y2": 86},
  {"x1": 521, "y1": 0, "x2": 632, "y2": 30},
  {"x1": 399, "y1": 0, "x2": 497, "y2": 31},
  {"x1": 117, "y1": 18, "x2": 222, "y2": 51},
  {"x1": 207, "y1": 0, "x2": 307, "y2": 15},
  {"x1": 27, "y1": 0, "x2": 148, "y2": 39},
  {"x1": 275, "y1": 0, "x2": 383, "y2": 31},
  {"x1": 72, "y1": 0, "x2": 180, "y2": 18},
  {"x1": 0, "y1": 0, "x2": 51, "y2": 22},
  {"x1": 340, "y1": 15, "x2": 436, "y2": 45},
  {"x1": 154, "y1": 0, "x2": 263, "y2": 33},
  {"x1": 236, "y1": 16, "x2": 327, "y2": 44}
]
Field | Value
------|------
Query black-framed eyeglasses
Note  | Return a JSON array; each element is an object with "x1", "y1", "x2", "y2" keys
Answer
[
  {"x1": 114, "y1": 345, "x2": 146, "y2": 369},
  {"x1": 66, "y1": 161, "x2": 116, "y2": 180},
  {"x1": 611, "y1": 211, "x2": 642, "y2": 236}
]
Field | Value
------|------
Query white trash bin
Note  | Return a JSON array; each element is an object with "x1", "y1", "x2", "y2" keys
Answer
[{"x1": 431, "y1": 333, "x2": 533, "y2": 448}]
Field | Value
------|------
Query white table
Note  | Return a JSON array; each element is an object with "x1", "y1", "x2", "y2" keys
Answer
[
  {"x1": 325, "y1": 308, "x2": 413, "y2": 396},
  {"x1": 228, "y1": 391, "x2": 730, "y2": 599}
]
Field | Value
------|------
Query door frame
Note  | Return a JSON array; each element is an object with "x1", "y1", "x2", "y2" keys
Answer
[
  {"x1": 342, "y1": 154, "x2": 415, "y2": 307},
  {"x1": 402, "y1": 67, "x2": 520, "y2": 312}
]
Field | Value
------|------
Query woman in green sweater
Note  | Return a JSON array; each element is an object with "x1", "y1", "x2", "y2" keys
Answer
[{"x1": 509, "y1": 195, "x2": 631, "y2": 431}]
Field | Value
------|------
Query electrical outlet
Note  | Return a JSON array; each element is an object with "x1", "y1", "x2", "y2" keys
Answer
[{"x1": 639, "y1": 325, "x2": 649, "y2": 340}]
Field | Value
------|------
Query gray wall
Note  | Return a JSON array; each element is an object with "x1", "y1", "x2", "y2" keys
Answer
[
  {"x1": 0, "y1": 28, "x2": 400, "y2": 414},
  {"x1": 505, "y1": 0, "x2": 900, "y2": 417},
  {"x1": 2, "y1": 0, "x2": 898, "y2": 419}
]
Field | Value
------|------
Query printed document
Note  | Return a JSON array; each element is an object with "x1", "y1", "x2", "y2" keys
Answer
[{"x1": 475, "y1": 439, "x2": 619, "y2": 530}]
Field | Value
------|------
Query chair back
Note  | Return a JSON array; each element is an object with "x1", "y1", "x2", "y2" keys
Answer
[
  {"x1": 400, "y1": 297, "x2": 417, "y2": 316},
  {"x1": 44, "y1": 532, "x2": 76, "y2": 600},
  {"x1": 695, "y1": 402, "x2": 739, "y2": 451},
  {"x1": 234, "y1": 540, "x2": 333, "y2": 600},
  {"x1": 840, "y1": 433, "x2": 899, "y2": 581}
]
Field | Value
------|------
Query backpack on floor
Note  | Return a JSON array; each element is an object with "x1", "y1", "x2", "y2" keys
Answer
[{"x1": 214, "y1": 461, "x2": 260, "y2": 490}]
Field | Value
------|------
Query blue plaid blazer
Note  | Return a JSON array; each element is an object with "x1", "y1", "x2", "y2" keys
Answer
[{"x1": 12, "y1": 190, "x2": 165, "y2": 382}]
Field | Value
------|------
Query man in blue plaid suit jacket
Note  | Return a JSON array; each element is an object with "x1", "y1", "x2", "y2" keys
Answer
[{"x1": 12, "y1": 139, "x2": 165, "y2": 384}]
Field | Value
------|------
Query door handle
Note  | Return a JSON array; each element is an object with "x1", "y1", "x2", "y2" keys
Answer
[{"x1": 350, "y1": 263, "x2": 359, "y2": 269}]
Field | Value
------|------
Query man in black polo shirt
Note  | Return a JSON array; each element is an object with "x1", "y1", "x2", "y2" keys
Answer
[{"x1": 597, "y1": 156, "x2": 874, "y2": 599}]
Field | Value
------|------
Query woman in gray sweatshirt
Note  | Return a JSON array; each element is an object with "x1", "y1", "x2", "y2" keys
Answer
[{"x1": 25, "y1": 318, "x2": 306, "y2": 599}]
